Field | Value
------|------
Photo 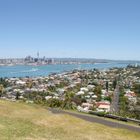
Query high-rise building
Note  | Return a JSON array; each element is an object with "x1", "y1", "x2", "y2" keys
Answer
[{"x1": 37, "y1": 51, "x2": 39, "y2": 60}]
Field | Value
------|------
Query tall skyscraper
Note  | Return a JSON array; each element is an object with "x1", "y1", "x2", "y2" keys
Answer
[{"x1": 37, "y1": 51, "x2": 39, "y2": 59}]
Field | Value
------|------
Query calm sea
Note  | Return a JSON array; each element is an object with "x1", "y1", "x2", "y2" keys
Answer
[{"x1": 0, "y1": 62, "x2": 136, "y2": 78}]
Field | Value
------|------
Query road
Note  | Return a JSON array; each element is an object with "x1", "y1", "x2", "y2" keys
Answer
[
  {"x1": 48, "y1": 108, "x2": 140, "y2": 133},
  {"x1": 110, "y1": 85, "x2": 120, "y2": 113}
]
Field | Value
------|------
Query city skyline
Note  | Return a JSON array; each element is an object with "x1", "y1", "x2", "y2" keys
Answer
[{"x1": 0, "y1": 0, "x2": 140, "y2": 60}]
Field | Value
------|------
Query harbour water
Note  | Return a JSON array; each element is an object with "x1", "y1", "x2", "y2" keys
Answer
[{"x1": 0, "y1": 62, "x2": 136, "y2": 78}]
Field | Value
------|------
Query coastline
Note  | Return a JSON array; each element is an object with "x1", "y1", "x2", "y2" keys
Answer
[{"x1": 0, "y1": 62, "x2": 138, "y2": 78}]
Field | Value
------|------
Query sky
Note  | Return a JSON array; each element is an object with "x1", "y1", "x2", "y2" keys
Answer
[{"x1": 0, "y1": 0, "x2": 140, "y2": 60}]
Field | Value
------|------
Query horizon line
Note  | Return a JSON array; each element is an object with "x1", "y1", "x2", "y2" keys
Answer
[{"x1": 0, "y1": 57, "x2": 140, "y2": 62}]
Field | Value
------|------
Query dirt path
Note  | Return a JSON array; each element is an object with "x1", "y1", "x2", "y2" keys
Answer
[{"x1": 48, "y1": 108, "x2": 140, "y2": 133}]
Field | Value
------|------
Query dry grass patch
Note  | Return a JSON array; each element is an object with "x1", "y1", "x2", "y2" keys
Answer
[{"x1": 0, "y1": 100, "x2": 140, "y2": 140}]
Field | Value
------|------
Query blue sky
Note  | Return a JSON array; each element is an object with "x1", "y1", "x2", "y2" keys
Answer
[{"x1": 0, "y1": 0, "x2": 140, "y2": 60}]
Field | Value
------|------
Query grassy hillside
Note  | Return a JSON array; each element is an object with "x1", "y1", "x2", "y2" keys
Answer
[{"x1": 0, "y1": 100, "x2": 140, "y2": 140}]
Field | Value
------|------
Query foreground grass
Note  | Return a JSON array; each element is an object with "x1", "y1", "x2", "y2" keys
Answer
[{"x1": 0, "y1": 100, "x2": 140, "y2": 140}]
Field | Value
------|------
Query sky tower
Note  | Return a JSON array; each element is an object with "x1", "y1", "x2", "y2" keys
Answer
[{"x1": 37, "y1": 51, "x2": 39, "y2": 59}]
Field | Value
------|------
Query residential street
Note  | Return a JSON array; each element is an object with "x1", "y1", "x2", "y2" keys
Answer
[{"x1": 110, "y1": 85, "x2": 120, "y2": 113}]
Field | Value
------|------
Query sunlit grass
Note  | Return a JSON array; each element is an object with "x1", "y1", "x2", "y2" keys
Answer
[{"x1": 0, "y1": 100, "x2": 139, "y2": 140}]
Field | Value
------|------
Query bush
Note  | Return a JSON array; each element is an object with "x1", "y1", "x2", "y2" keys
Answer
[{"x1": 46, "y1": 98, "x2": 62, "y2": 108}]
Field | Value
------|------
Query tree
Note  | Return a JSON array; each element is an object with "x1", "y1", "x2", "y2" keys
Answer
[
  {"x1": 16, "y1": 92, "x2": 20, "y2": 100},
  {"x1": 34, "y1": 95, "x2": 45, "y2": 104},
  {"x1": 119, "y1": 96, "x2": 129, "y2": 117},
  {"x1": 133, "y1": 98, "x2": 140, "y2": 119},
  {"x1": 133, "y1": 84, "x2": 140, "y2": 96},
  {"x1": 61, "y1": 92, "x2": 76, "y2": 109},
  {"x1": 94, "y1": 86, "x2": 102, "y2": 101},
  {"x1": 106, "y1": 81, "x2": 109, "y2": 91},
  {"x1": 23, "y1": 91, "x2": 47, "y2": 102},
  {"x1": 48, "y1": 85, "x2": 56, "y2": 92},
  {"x1": 104, "y1": 96, "x2": 112, "y2": 102},
  {"x1": 72, "y1": 96, "x2": 83, "y2": 106},
  {"x1": 113, "y1": 79, "x2": 117, "y2": 89},
  {"x1": 0, "y1": 78, "x2": 9, "y2": 87},
  {"x1": 0, "y1": 84, "x2": 4, "y2": 97},
  {"x1": 46, "y1": 98, "x2": 62, "y2": 108},
  {"x1": 27, "y1": 81, "x2": 33, "y2": 89}
]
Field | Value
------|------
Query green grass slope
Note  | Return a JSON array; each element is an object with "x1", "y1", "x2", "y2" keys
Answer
[{"x1": 0, "y1": 100, "x2": 139, "y2": 140}]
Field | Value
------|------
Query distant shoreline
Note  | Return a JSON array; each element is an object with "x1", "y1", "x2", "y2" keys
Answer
[{"x1": 0, "y1": 62, "x2": 110, "y2": 67}]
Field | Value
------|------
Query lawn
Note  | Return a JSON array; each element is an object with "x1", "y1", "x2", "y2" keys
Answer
[{"x1": 0, "y1": 100, "x2": 139, "y2": 140}]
